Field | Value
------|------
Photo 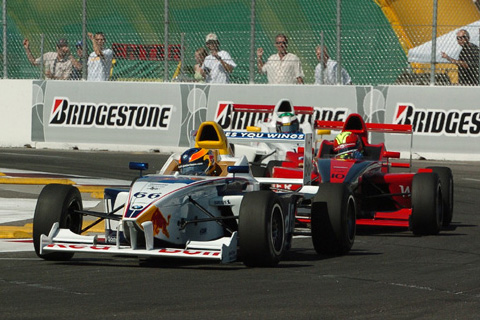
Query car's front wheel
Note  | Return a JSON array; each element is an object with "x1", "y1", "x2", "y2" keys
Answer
[
  {"x1": 427, "y1": 166, "x2": 453, "y2": 227},
  {"x1": 33, "y1": 184, "x2": 83, "y2": 260},
  {"x1": 239, "y1": 191, "x2": 286, "y2": 267},
  {"x1": 411, "y1": 173, "x2": 442, "y2": 235}
]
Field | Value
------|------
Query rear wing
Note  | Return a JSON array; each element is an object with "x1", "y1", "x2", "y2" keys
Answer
[
  {"x1": 315, "y1": 120, "x2": 413, "y2": 167},
  {"x1": 315, "y1": 120, "x2": 413, "y2": 134},
  {"x1": 224, "y1": 131, "x2": 313, "y2": 186},
  {"x1": 232, "y1": 104, "x2": 314, "y2": 115}
]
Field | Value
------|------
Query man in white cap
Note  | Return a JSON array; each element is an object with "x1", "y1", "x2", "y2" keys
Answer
[{"x1": 201, "y1": 33, "x2": 236, "y2": 83}]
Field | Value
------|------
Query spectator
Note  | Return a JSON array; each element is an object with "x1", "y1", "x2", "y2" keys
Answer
[
  {"x1": 441, "y1": 29, "x2": 479, "y2": 86},
  {"x1": 70, "y1": 41, "x2": 84, "y2": 80},
  {"x1": 23, "y1": 38, "x2": 73, "y2": 80},
  {"x1": 314, "y1": 45, "x2": 352, "y2": 85},
  {"x1": 201, "y1": 33, "x2": 236, "y2": 83},
  {"x1": 257, "y1": 34, "x2": 304, "y2": 84},
  {"x1": 194, "y1": 47, "x2": 208, "y2": 82},
  {"x1": 87, "y1": 32, "x2": 113, "y2": 81}
]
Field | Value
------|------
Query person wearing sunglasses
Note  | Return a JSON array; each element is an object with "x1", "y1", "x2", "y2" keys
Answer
[
  {"x1": 257, "y1": 33, "x2": 304, "y2": 84},
  {"x1": 441, "y1": 29, "x2": 479, "y2": 86}
]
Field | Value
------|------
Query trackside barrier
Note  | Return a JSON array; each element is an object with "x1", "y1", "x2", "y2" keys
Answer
[{"x1": 0, "y1": 80, "x2": 479, "y2": 160}]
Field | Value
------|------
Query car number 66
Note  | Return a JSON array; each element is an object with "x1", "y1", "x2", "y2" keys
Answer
[{"x1": 134, "y1": 192, "x2": 161, "y2": 199}]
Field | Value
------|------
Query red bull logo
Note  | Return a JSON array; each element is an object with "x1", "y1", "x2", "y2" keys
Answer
[
  {"x1": 136, "y1": 206, "x2": 171, "y2": 238},
  {"x1": 151, "y1": 207, "x2": 171, "y2": 238}
]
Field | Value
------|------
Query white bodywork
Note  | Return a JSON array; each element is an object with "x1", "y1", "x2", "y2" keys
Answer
[
  {"x1": 228, "y1": 98, "x2": 314, "y2": 164},
  {"x1": 38, "y1": 122, "x2": 318, "y2": 264}
]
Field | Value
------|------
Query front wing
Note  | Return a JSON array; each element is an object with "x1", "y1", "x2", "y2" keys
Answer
[{"x1": 40, "y1": 222, "x2": 238, "y2": 264}]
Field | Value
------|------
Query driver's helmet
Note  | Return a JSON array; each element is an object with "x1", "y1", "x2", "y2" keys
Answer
[
  {"x1": 333, "y1": 131, "x2": 363, "y2": 159},
  {"x1": 178, "y1": 148, "x2": 216, "y2": 175},
  {"x1": 276, "y1": 112, "x2": 300, "y2": 133}
]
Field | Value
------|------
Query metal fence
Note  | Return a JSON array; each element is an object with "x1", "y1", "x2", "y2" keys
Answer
[{"x1": 2, "y1": 0, "x2": 480, "y2": 85}]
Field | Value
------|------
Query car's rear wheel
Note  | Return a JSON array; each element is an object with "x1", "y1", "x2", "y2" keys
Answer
[
  {"x1": 311, "y1": 183, "x2": 356, "y2": 255},
  {"x1": 427, "y1": 166, "x2": 453, "y2": 226},
  {"x1": 239, "y1": 191, "x2": 285, "y2": 267},
  {"x1": 411, "y1": 173, "x2": 442, "y2": 235},
  {"x1": 33, "y1": 184, "x2": 83, "y2": 260}
]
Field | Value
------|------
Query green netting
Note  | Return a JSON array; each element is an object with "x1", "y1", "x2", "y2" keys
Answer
[{"x1": 1, "y1": 0, "x2": 477, "y2": 84}]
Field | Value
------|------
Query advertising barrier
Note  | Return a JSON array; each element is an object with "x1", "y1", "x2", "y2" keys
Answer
[{"x1": 0, "y1": 80, "x2": 479, "y2": 160}]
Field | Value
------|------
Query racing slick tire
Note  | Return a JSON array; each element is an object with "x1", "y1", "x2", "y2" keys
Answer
[
  {"x1": 311, "y1": 183, "x2": 356, "y2": 256},
  {"x1": 427, "y1": 166, "x2": 454, "y2": 227},
  {"x1": 33, "y1": 184, "x2": 83, "y2": 260},
  {"x1": 239, "y1": 190, "x2": 286, "y2": 267},
  {"x1": 410, "y1": 173, "x2": 442, "y2": 235}
]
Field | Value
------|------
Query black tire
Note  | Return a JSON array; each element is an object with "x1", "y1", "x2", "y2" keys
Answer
[
  {"x1": 239, "y1": 191, "x2": 286, "y2": 267},
  {"x1": 311, "y1": 183, "x2": 356, "y2": 256},
  {"x1": 427, "y1": 166, "x2": 454, "y2": 226},
  {"x1": 411, "y1": 173, "x2": 442, "y2": 235},
  {"x1": 33, "y1": 184, "x2": 83, "y2": 260}
]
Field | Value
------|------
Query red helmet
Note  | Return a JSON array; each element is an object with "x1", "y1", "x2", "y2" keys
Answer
[
  {"x1": 178, "y1": 148, "x2": 216, "y2": 175},
  {"x1": 334, "y1": 131, "x2": 363, "y2": 159}
]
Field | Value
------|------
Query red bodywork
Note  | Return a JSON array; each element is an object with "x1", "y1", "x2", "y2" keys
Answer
[{"x1": 271, "y1": 113, "x2": 428, "y2": 228}]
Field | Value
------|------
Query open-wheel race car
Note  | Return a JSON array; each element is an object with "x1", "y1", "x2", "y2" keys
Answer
[
  {"x1": 227, "y1": 98, "x2": 315, "y2": 177},
  {"x1": 271, "y1": 113, "x2": 454, "y2": 235},
  {"x1": 33, "y1": 121, "x2": 355, "y2": 267}
]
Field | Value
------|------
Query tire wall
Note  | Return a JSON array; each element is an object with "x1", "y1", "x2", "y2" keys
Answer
[{"x1": 0, "y1": 79, "x2": 479, "y2": 160}]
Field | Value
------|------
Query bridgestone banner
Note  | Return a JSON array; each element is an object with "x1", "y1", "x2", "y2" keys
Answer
[{"x1": 30, "y1": 81, "x2": 480, "y2": 159}]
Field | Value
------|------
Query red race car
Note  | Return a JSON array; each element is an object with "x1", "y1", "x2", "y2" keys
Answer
[{"x1": 272, "y1": 113, "x2": 453, "y2": 235}]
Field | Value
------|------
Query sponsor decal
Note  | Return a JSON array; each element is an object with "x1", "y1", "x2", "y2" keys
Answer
[
  {"x1": 215, "y1": 102, "x2": 348, "y2": 130},
  {"x1": 136, "y1": 205, "x2": 171, "y2": 238},
  {"x1": 49, "y1": 97, "x2": 172, "y2": 130},
  {"x1": 151, "y1": 208, "x2": 171, "y2": 238},
  {"x1": 147, "y1": 184, "x2": 169, "y2": 191},
  {"x1": 394, "y1": 104, "x2": 480, "y2": 136},
  {"x1": 156, "y1": 249, "x2": 220, "y2": 256},
  {"x1": 211, "y1": 199, "x2": 232, "y2": 206},
  {"x1": 47, "y1": 244, "x2": 110, "y2": 250},
  {"x1": 272, "y1": 183, "x2": 295, "y2": 190},
  {"x1": 225, "y1": 131, "x2": 305, "y2": 140},
  {"x1": 399, "y1": 185, "x2": 411, "y2": 196},
  {"x1": 47, "y1": 244, "x2": 220, "y2": 256}
]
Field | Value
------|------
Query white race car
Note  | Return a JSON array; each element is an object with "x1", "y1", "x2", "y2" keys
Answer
[
  {"x1": 228, "y1": 99, "x2": 317, "y2": 177},
  {"x1": 33, "y1": 121, "x2": 355, "y2": 267}
]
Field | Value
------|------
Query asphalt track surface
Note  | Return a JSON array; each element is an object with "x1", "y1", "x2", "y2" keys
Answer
[{"x1": 0, "y1": 148, "x2": 480, "y2": 319}]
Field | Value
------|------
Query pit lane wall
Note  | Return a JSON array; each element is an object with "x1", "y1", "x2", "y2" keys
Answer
[{"x1": 0, "y1": 79, "x2": 479, "y2": 160}]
